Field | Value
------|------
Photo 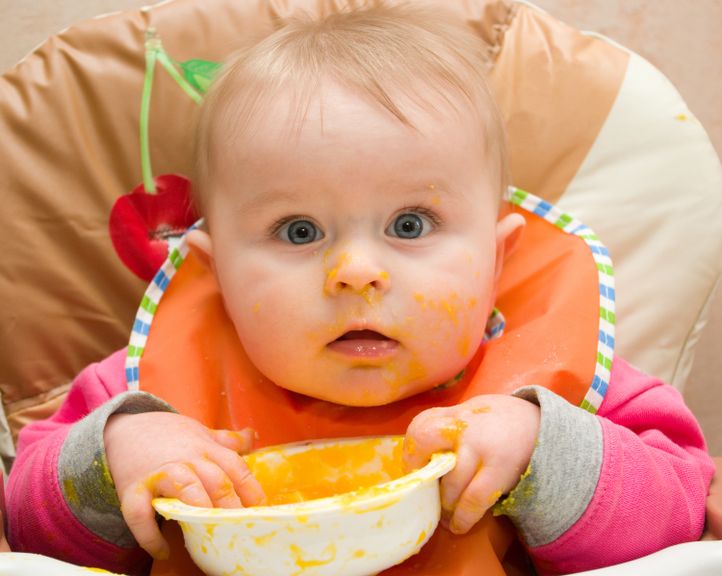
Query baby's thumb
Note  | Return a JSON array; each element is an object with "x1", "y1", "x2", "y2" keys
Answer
[{"x1": 209, "y1": 427, "x2": 257, "y2": 454}]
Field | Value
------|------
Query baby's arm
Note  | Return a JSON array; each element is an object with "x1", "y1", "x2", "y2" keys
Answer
[
  {"x1": 6, "y1": 349, "x2": 160, "y2": 573},
  {"x1": 405, "y1": 356, "x2": 714, "y2": 575},
  {"x1": 6, "y1": 349, "x2": 263, "y2": 573},
  {"x1": 521, "y1": 357, "x2": 714, "y2": 573}
]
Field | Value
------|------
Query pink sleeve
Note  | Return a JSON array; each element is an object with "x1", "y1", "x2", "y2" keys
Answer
[
  {"x1": 530, "y1": 357, "x2": 715, "y2": 574},
  {"x1": 6, "y1": 349, "x2": 148, "y2": 573}
]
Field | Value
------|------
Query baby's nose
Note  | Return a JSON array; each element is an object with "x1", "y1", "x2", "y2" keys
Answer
[{"x1": 324, "y1": 252, "x2": 390, "y2": 296}]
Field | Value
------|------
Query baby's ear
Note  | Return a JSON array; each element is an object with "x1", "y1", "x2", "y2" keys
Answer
[
  {"x1": 494, "y1": 212, "x2": 525, "y2": 282},
  {"x1": 186, "y1": 229, "x2": 215, "y2": 271}
]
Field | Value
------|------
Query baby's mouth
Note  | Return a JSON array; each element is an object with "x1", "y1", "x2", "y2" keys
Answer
[{"x1": 327, "y1": 330, "x2": 399, "y2": 358}]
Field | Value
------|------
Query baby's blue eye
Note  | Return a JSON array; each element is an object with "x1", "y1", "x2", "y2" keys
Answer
[
  {"x1": 388, "y1": 213, "x2": 432, "y2": 239},
  {"x1": 280, "y1": 219, "x2": 322, "y2": 244}
]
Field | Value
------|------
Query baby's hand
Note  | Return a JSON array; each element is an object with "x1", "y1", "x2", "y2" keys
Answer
[
  {"x1": 104, "y1": 412, "x2": 265, "y2": 559},
  {"x1": 403, "y1": 394, "x2": 540, "y2": 535}
]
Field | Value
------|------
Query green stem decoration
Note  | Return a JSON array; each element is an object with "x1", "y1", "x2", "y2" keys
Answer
[
  {"x1": 157, "y1": 51, "x2": 203, "y2": 104},
  {"x1": 139, "y1": 28, "x2": 204, "y2": 194},
  {"x1": 140, "y1": 29, "x2": 159, "y2": 194}
]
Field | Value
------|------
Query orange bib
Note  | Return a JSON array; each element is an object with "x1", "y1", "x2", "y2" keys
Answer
[{"x1": 128, "y1": 190, "x2": 615, "y2": 575}]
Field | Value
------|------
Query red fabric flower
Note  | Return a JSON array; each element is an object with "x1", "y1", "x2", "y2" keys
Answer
[{"x1": 109, "y1": 174, "x2": 198, "y2": 281}]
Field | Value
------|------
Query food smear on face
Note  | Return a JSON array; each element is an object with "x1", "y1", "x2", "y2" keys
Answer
[
  {"x1": 360, "y1": 284, "x2": 380, "y2": 305},
  {"x1": 323, "y1": 251, "x2": 351, "y2": 295},
  {"x1": 244, "y1": 437, "x2": 406, "y2": 505},
  {"x1": 382, "y1": 356, "x2": 427, "y2": 395},
  {"x1": 456, "y1": 332, "x2": 471, "y2": 357},
  {"x1": 412, "y1": 292, "x2": 462, "y2": 326}
]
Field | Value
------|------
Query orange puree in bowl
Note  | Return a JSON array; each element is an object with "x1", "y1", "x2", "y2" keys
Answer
[{"x1": 244, "y1": 437, "x2": 406, "y2": 505}]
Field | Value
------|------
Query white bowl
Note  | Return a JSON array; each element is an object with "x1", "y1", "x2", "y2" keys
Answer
[
  {"x1": 0, "y1": 553, "x2": 127, "y2": 575},
  {"x1": 153, "y1": 435, "x2": 455, "y2": 576}
]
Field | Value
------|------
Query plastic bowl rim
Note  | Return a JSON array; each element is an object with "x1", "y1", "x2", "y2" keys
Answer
[{"x1": 152, "y1": 437, "x2": 456, "y2": 522}]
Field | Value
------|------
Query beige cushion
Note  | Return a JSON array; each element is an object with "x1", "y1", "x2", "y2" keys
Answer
[
  {"x1": 553, "y1": 35, "x2": 722, "y2": 389},
  {"x1": 0, "y1": 0, "x2": 718, "y2": 471}
]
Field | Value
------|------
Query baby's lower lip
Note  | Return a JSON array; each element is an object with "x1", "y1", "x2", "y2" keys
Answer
[{"x1": 327, "y1": 330, "x2": 399, "y2": 358}]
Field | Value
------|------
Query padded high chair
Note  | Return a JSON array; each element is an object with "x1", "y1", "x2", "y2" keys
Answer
[{"x1": 0, "y1": 0, "x2": 720, "y2": 574}]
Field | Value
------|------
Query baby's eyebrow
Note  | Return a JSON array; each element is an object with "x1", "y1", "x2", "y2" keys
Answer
[
  {"x1": 235, "y1": 181, "x2": 458, "y2": 215},
  {"x1": 237, "y1": 188, "x2": 305, "y2": 214},
  {"x1": 398, "y1": 181, "x2": 457, "y2": 200}
]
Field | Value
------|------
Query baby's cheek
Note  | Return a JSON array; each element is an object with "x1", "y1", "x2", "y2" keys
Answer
[
  {"x1": 381, "y1": 355, "x2": 429, "y2": 394},
  {"x1": 232, "y1": 298, "x2": 290, "y2": 355},
  {"x1": 410, "y1": 292, "x2": 484, "y2": 353}
]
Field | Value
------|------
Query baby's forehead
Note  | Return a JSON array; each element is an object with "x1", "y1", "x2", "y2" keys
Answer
[
  {"x1": 211, "y1": 76, "x2": 490, "y2": 148},
  {"x1": 194, "y1": 5, "x2": 508, "y2": 211},
  {"x1": 206, "y1": 84, "x2": 500, "y2": 214}
]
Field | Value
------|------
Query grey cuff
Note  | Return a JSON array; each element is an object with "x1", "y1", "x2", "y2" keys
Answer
[
  {"x1": 494, "y1": 386, "x2": 602, "y2": 547},
  {"x1": 58, "y1": 391, "x2": 176, "y2": 547}
]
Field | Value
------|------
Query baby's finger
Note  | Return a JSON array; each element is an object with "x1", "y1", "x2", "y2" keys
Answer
[
  {"x1": 211, "y1": 449, "x2": 266, "y2": 507},
  {"x1": 122, "y1": 463, "x2": 215, "y2": 557},
  {"x1": 209, "y1": 428, "x2": 257, "y2": 454},
  {"x1": 403, "y1": 410, "x2": 458, "y2": 471},
  {"x1": 448, "y1": 467, "x2": 502, "y2": 535},
  {"x1": 438, "y1": 444, "x2": 480, "y2": 512},
  {"x1": 120, "y1": 485, "x2": 169, "y2": 560},
  {"x1": 189, "y1": 459, "x2": 242, "y2": 509},
  {"x1": 146, "y1": 463, "x2": 214, "y2": 508}
]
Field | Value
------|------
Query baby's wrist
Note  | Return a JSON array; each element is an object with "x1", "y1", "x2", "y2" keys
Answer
[
  {"x1": 494, "y1": 386, "x2": 603, "y2": 547},
  {"x1": 58, "y1": 391, "x2": 176, "y2": 547}
]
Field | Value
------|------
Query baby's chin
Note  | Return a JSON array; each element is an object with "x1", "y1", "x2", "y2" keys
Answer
[{"x1": 277, "y1": 375, "x2": 446, "y2": 407}]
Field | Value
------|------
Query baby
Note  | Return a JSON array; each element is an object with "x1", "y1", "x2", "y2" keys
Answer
[{"x1": 7, "y1": 4, "x2": 714, "y2": 576}]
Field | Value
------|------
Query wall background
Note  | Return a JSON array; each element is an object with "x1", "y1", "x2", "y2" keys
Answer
[{"x1": 1, "y1": 0, "x2": 721, "y2": 452}]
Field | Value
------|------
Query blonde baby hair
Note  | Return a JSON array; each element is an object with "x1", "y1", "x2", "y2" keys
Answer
[{"x1": 194, "y1": 2, "x2": 508, "y2": 216}]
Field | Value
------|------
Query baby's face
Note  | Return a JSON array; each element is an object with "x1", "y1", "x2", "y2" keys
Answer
[{"x1": 194, "y1": 82, "x2": 519, "y2": 406}]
